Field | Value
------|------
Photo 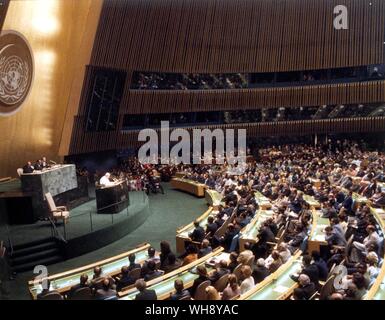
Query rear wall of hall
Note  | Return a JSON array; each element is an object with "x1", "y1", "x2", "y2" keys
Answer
[{"x1": 0, "y1": 0, "x2": 103, "y2": 177}]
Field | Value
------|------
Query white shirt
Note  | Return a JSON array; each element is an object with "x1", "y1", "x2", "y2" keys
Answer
[
  {"x1": 100, "y1": 175, "x2": 114, "y2": 186},
  {"x1": 240, "y1": 276, "x2": 255, "y2": 294}
]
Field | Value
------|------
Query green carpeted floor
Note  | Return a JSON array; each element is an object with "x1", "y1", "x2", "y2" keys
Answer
[
  {"x1": 3, "y1": 191, "x2": 149, "y2": 246},
  {"x1": 1, "y1": 183, "x2": 207, "y2": 300}
]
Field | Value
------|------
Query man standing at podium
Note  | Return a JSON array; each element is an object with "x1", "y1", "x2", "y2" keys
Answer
[{"x1": 100, "y1": 172, "x2": 114, "y2": 187}]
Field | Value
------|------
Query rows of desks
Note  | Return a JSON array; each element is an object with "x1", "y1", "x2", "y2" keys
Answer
[
  {"x1": 170, "y1": 178, "x2": 206, "y2": 197},
  {"x1": 307, "y1": 210, "x2": 330, "y2": 254},
  {"x1": 239, "y1": 209, "x2": 274, "y2": 251},
  {"x1": 27, "y1": 175, "x2": 385, "y2": 300},
  {"x1": 175, "y1": 189, "x2": 223, "y2": 254},
  {"x1": 118, "y1": 248, "x2": 228, "y2": 300},
  {"x1": 28, "y1": 243, "x2": 151, "y2": 299},
  {"x1": 254, "y1": 191, "x2": 272, "y2": 210},
  {"x1": 240, "y1": 252, "x2": 302, "y2": 300}
]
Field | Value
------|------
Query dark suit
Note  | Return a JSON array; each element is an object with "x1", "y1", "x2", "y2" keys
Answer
[
  {"x1": 198, "y1": 246, "x2": 212, "y2": 258},
  {"x1": 209, "y1": 268, "x2": 230, "y2": 284},
  {"x1": 342, "y1": 196, "x2": 353, "y2": 212},
  {"x1": 68, "y1": 283, "x2": 90, "y2": 298},
  {"x1": 128, "y1": 263, "x2": 141, "y2": 272},
  {"x1": 34, "y1": 163, "x2": 43, "y2": 171},
  {"x1": 116, "y1": 275, "x2": 135, "y2": 291},
  {"x1": 162, "y1": 260, "x2": 182, "y2": 273},
  {"x1": 189, "y1": 275, "x2": 209, "y2": 297},
  {"x1": 313, "y1": 259, "x2": 328, "y2": 281},
  {"x1": 190, "y1": 226, "x2": 205, "y2": 243},
  {"x1": 302, "y1": 264, "x2": 320, "y2": 285},
  {"x1": 95, "y1": 288, "x2": 117, "y2": 300},
  {"x1": 135, "y1": 289, "x2": 157, "y2": 300},
  {"x1": 296, "y1": 283, "x2": 316, "y2": 300},
  {"x1": 23, "y1": 164, "x2": 34, "y2": 174},
  {"x1": 222, "y1": 230, "x2": 238, "y2": 251},
  {"x1": 253, "y1": 265, "x2": 270, "y2": 283},
  {"x1": 144, "y1": 270, "x2": 163, "y2": 282},
  {"x1": 171, "y1": 289, "x2": 191, "y2": 300},
  {"x1": 206, "y1": 223, "x2": 218, "y2": 237},
  {"x1": 37, "y1": 289, "x2": 61, "y2": 300}
]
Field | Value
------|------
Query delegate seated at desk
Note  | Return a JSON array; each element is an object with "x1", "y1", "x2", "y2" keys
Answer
[{"x1": 100, "y1": 173, "x2": 115, "y2": 187}]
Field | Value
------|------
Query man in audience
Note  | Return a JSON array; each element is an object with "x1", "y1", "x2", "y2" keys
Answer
[
  {"x1": 95, "y1": 278, "x2": 117, "y2": 300},
  {"x1": 127, "y1": 253, "x2": 141, "y2": 271},
  {"x1": 300, "y1": 255, "x2": 320, "y2": 287},
  {"x1": 69, "y1": 274, "x2": 90, "y2": 298},
  {"x1": 91, "y1": 266, "x2": 115, "y2": 290},
  {"x1": 116, "y1": 266, "x2": 135, "y2": 291},
  {"x1": 295, "y1": 274, "x2": 316, "y2": 300},
  {"x1": 198, "y1": 239, "x2": 212, "y2": 258},
  {"x1": 253, "y1": 258, "x2": 270, "y2": 283},
  {"x1": 141, "y1": 247, "x2": 160, "y2": 276},
  {"x1": 143, "y1": 260, "x2": 163, "y2": 281},
  {"x1": 208, "y1": 260, "x2": 230, "y2": 285},
  {"x1": 353, "y1": 225, "x2": 380, "y2": 257},
  {"x1": 170, "y1": 279, "x2": 191, "y2": 300},
  {"x1": 134, "y1": 279, "x2": 157, "y2": 300},
  {"x1": 189, "y1": 220, "x2": 206, "y2": 243},
  {"x1": 311, "y1": 251, "x2": 328, "y2": 281},
  {"x1": 206, "y1": 216, "x2": 218, "y2": 238},
  {"x1": 37, "y1": 279, "x2": 61, "y2": 300}
]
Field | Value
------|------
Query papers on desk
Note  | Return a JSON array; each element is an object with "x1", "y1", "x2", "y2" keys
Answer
[
  {"x1": 273, "y1": 285, "x2": 290, "y2": 294},
  {"x1": 313, "y1": 235, "x2": 326, "y2": 242},
  {"x1": 205, "y1": 253, "x2": 229, "y2": 267}
]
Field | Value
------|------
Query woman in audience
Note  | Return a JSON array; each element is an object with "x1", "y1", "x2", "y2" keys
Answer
[
  {"x1": 160, "y1": 240, "x2": 173, "y2": 268},
  {"x1": 366, "y1": 252, "x2": 380, "y2": 284},
  {"x1": 240, "y1": 265, "x2": 255, "y2": 294},
  {"x1": 205, "y1": 286, "x2": 220, "y2": 300},
  {"x1": 182, "y1": 245, "x2": 198, "y2": 266}
]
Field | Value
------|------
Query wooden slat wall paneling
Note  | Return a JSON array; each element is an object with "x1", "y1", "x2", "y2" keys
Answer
[
  {"x1": 88, "y1": 0, "x2": 384, "y2": 73},
  {"x1": 69, "y1": 117, "x2": 385, "y2": 154}
]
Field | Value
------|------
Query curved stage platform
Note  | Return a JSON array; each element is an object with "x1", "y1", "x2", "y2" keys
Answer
[{"x1": 1, "y1": 190, "x2": 152, "y2": 259}]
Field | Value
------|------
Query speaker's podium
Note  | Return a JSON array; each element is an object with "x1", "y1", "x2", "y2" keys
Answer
[{"x1": 95, "y1": 180, "x2": 129, "y2": 214}]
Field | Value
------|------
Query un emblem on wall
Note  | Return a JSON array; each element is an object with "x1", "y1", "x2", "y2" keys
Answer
[{"x1": 0, "y1": 31, "x2": 34, "y2": 116}]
